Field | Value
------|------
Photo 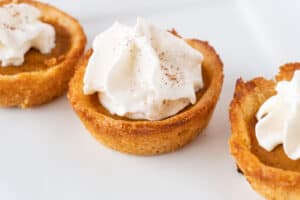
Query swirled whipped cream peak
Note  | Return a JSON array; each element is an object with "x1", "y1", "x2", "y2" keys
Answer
[
  {"x1": 256, "y1": 71, "x2": 300, "y2": 160},
  {"x1": 0, "y1": 3, "x2": 55, "y2": 66},
  {"x1": 84, "y1": 17, "x2": 203, "y2": 120}
]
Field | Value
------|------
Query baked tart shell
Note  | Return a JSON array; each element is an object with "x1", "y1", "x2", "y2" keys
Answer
[
  {"x1": 229, "y1": 63, "x2": 300, "y2": 199},
  {"x1": 0, "y1": 0, "x2": 86, "y2": 108},
  {"x1": 68, "y1": 39, "x2": 223, "y2": 155}
]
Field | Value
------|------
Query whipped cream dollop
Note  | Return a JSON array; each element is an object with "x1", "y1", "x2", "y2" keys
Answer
[
  {"x1": 256, "y1": 71, "x2": 300, "y2": 160},
  {"x1": 84, "y1": 17, "x2": 203, "y2": 120},
  {"x1": 0, "y1": 3, "x2": 55, "y2": 66}
]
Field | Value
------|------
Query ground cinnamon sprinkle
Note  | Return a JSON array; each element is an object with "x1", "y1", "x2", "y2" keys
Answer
[
  {"x1": 160, "y1": 63, "x2": 183, "y2": 86},
  {"x1": 12, "y1": 11, "x2": 20, "y2": 17},
  {"x1": 2, "y1": 23, "x2": 16, "y2": 30},
  {"x1": 158, "y1": 51, "x2": 184, "y2": 85},
  {"x1": 159, "y1": 52, "x2": 165, "y2": 60},
  {"x1": 168, "y1": 74, "x2": 177, "y2": 81}
]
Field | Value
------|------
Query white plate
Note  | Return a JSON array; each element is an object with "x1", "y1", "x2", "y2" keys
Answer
[{"x1": 1, "y1": 0, "x2": 300, "y2": 199}]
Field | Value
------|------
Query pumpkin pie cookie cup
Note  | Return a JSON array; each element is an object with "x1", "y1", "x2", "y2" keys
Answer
[
  {"x1": 229, "y1": 63, "x2": 300, "y2": 200},
  {"x1": 68, "y1": 38, "x2": 223, "y2": 155},
  {"x1": 0, "y1": 0, "x2": 86, "y2": 108}
]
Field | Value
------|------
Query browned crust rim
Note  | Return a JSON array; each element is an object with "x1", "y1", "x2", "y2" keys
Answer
[
  {"x1": 229, "y1": 63, "x2": 300, "y2": 192},
  {"x1": 0, "y1": 0, "x2": 87, "y2": 108},
  {"x1": 68, "y1": 38, "x2": 223, "y2": 155}
]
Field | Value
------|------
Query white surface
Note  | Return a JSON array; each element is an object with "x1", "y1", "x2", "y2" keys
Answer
[{"x1": 1, "y1": 0, "x2": 300, "y2": 199}]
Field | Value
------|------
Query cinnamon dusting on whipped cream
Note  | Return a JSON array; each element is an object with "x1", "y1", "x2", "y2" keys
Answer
[{"x1": 83, "y1": 17, "x2": 203, "y2": 120}]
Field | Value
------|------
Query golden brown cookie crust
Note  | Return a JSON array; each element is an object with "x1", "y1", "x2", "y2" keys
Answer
[
  {"x1": 0, "y1": 0, "x2": 86, "y2": 108},
  {"x1": 68, "y1": 39, "x2": 223, "y2": 155},
  {"x1": 229, "y1": 63, "x2": 300, "y2": 199}
]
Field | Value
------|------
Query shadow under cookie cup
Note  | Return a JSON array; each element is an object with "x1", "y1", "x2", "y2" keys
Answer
[
  {"x1": 229, "y1": 63, "x2": 300, "y2": 199},
  {"x1": 0, "y1": 0, "x2": 87, "y2": 108},
  {"x1": 68, "y1": 39, "x2": 223, "y2": 155}
]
